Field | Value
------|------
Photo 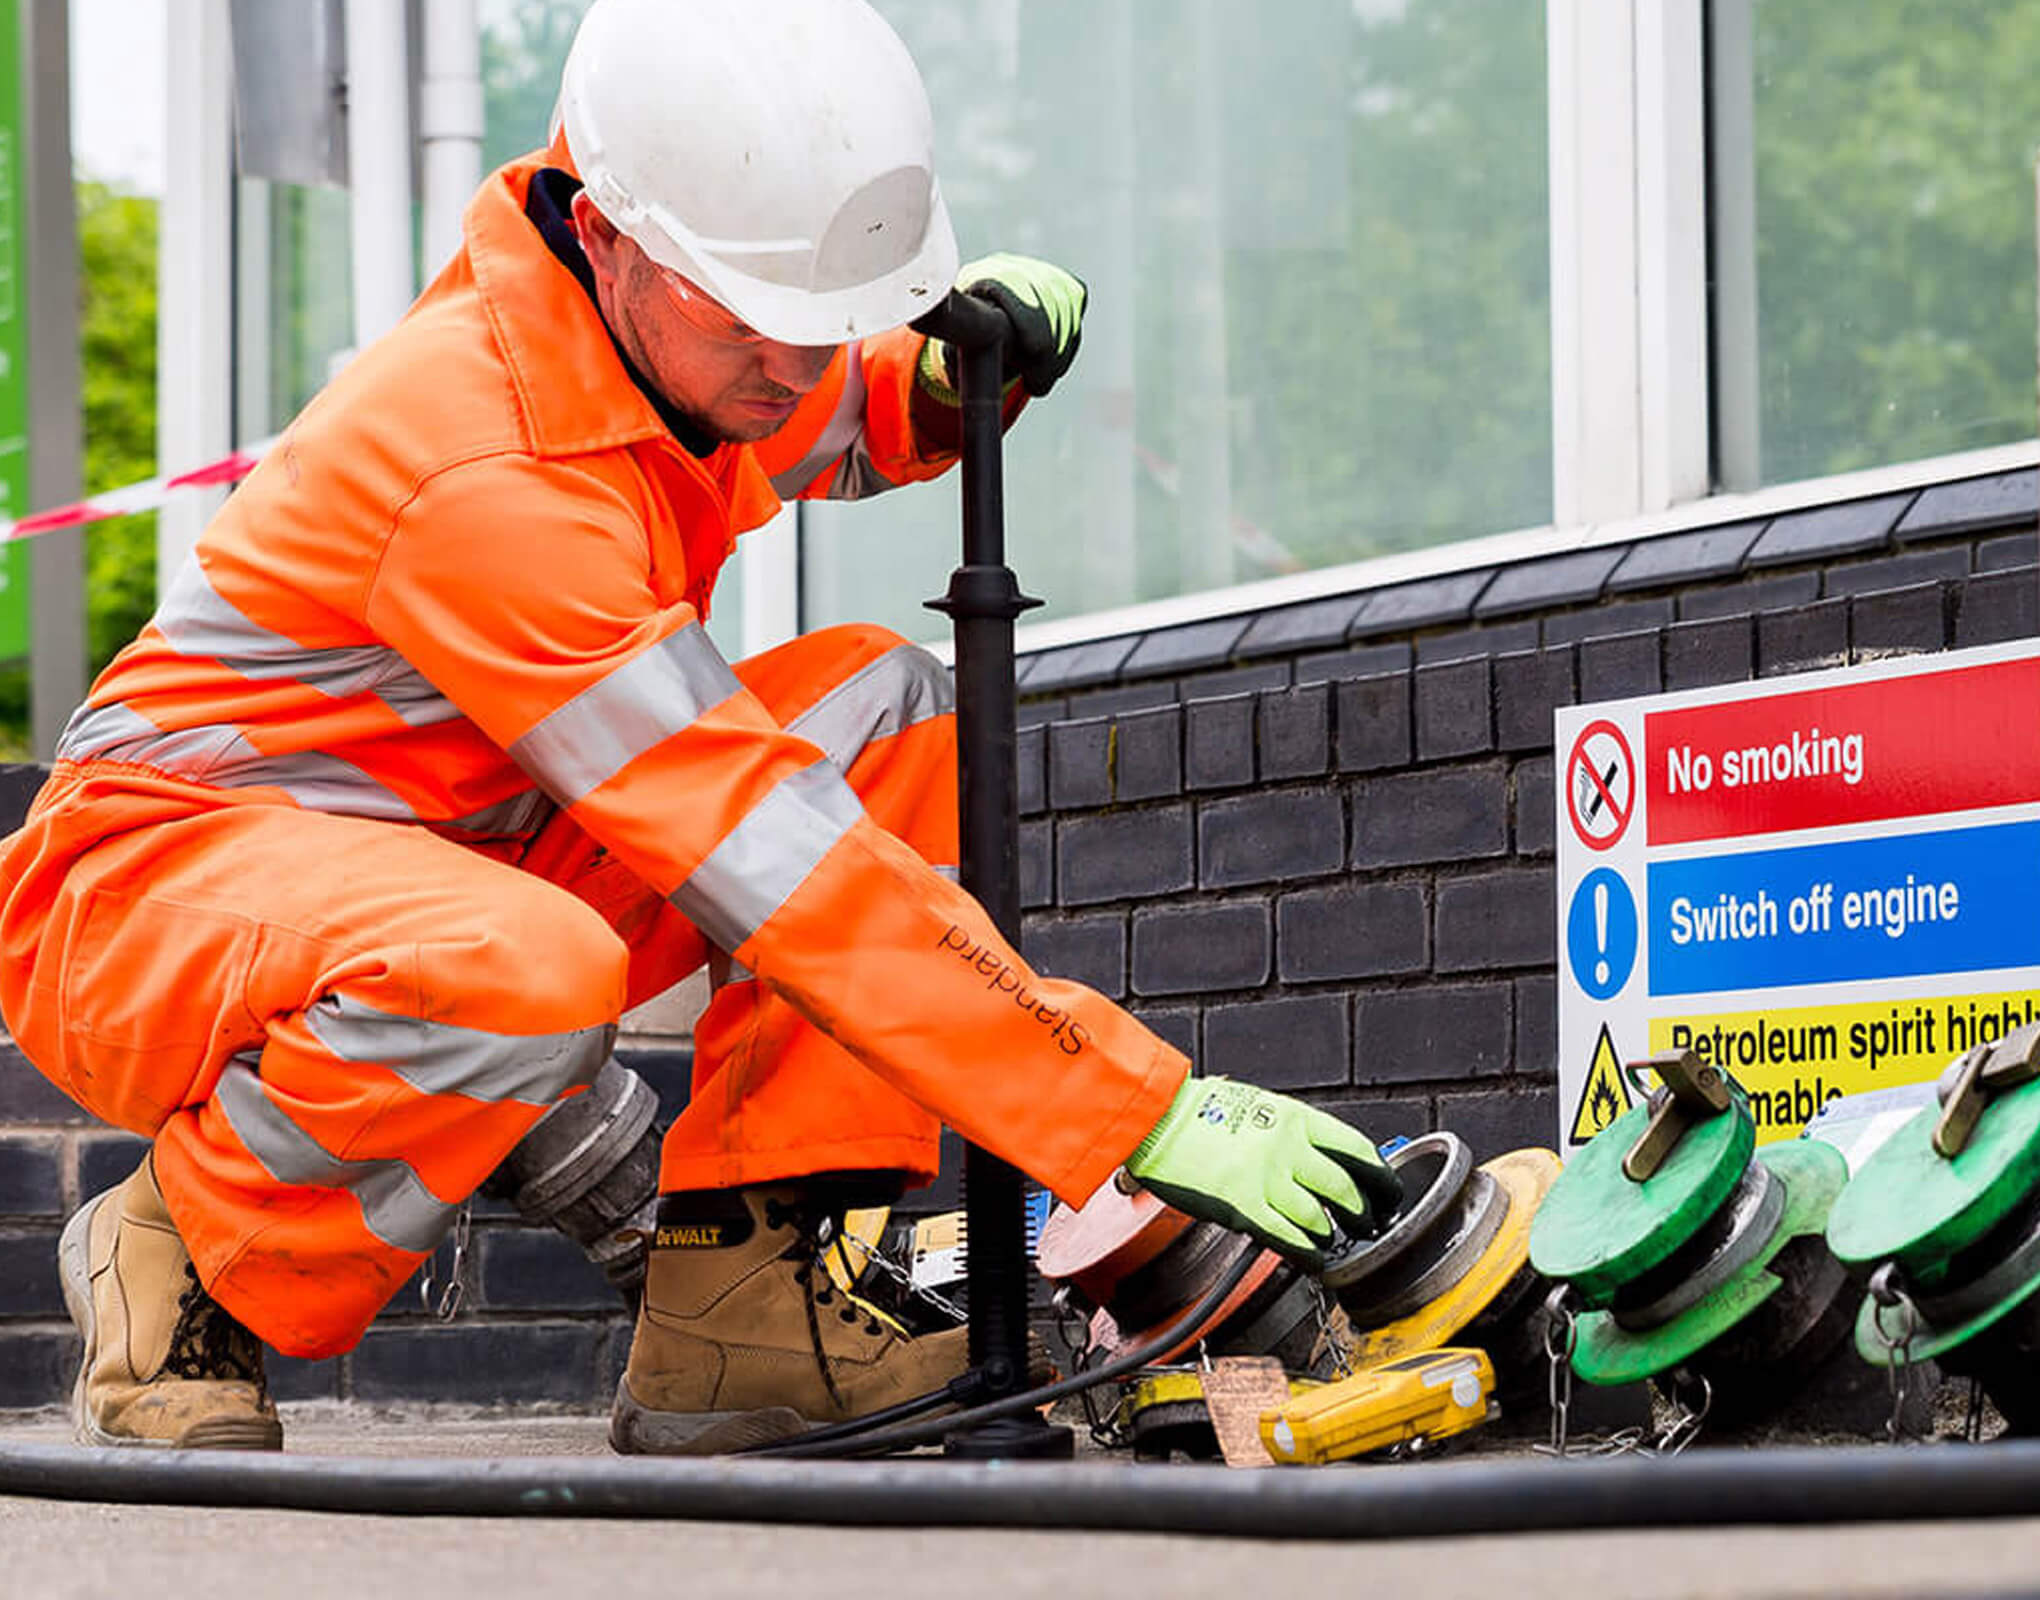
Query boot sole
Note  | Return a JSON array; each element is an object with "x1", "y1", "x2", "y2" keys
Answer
[
  {"x1": 58, "y1": 1190, "x2": 283, "y2": 1452},
  {"x1": 608, "y1": 1374, "x2": 808, "y2": 1456}
]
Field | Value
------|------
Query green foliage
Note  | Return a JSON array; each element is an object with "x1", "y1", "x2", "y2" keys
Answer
[{"x1": 480, "y1": 0, "x2": 588, "y2": 172}]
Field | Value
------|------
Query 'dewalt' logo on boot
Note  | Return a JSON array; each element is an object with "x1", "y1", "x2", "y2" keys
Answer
[
  {"x1": 655, "y1": 1222, "x2": 731, "y2": 1248},
  {"x1": 652, "y1": 1195, "x2": 755, "y2": 1250}
]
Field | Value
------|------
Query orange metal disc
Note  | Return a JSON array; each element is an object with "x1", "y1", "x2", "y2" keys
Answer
[{"x1": 1037, "y1": 1176, "x2": 1195, "y2": 1305}]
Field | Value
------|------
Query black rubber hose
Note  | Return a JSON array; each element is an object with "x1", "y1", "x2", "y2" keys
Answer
[
  {"x1": 12, "y1": 1438, "x2": 2040, "y2": 1536},
  {"x1": 745, "y1": 1239, "x2": 1264, "y2": 1458}
]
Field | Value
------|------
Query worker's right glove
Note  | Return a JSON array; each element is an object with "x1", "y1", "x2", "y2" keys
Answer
[{"x1": 1123, "y1": 1076, "x2": 1403, "y2": 1262}]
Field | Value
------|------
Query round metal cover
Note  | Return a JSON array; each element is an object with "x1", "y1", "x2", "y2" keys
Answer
[{"x1": 1322, "y1": 1132, "x2": 1474, "y2": 1294}]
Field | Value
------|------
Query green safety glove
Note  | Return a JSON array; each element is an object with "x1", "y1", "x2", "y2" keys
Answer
[
  {"x1": 1123, "y1": 1076, "x2": 1404, "y2": 1261},
  {"x1": 917, "y1": 252, "x2": 1088, "y2": 402}
]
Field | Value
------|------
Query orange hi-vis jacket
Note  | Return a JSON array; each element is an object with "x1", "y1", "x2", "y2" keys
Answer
[{"x1": 0, "y1": 151, "x2": 1186, "y2": 1238}]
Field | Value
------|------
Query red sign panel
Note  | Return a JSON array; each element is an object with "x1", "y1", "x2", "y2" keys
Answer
[{"x1": 1645, "y1": 657, "x2": 2040, "y2": 846}]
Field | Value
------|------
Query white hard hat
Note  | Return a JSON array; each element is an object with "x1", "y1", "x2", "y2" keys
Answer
[{"x1": 558, "y1": 0, "x2": 959, "y2": 346}]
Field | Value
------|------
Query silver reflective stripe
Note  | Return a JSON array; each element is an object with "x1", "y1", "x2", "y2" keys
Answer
[
  {"x1": 671, "y1": 760, "x2": 864, "y2": 954},
  {"x1": 509, "y1": 625, "x2": 741, "y2": 806},
  {"x1": 304, "y1": 992, "x2": 610, "y2": 1105},
  {"x1": 933, "y1": 864, "x2": 960, "y2": 883},
  {"x1": 786, "y1": 643, "x2": 951, "y2": 770},
  {"x1": 213, "y1": 1059, "x2": 455, "y2": 1254},
  {"x1": 209, "y1": 747, "x2": 419, "y2": 820},
  {"x1": 58, "y1": 706, "x2": 251, "y2": 781},
  {"x1": 156, "y1": 557, "x2": 457, "y2": 723},
  {"x1": 56, "y1": 700, "x2": 164, "y2": 762},
  {"x1": 831, "y1": 441, "x2": 895, "y2": 502},
  {"x1": 446, "y1": 788, "x2": 555, "y2": 838},
  {"x1": 767, "y1": 342, "x2": 867, "y2": 499}
]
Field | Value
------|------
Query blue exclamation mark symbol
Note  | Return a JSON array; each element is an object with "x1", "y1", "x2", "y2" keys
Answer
[{"x1": 1594, "y1": 881, "x2": 1609, "y2": 988}]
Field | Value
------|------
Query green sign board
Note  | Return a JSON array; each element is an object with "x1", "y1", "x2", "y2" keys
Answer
[{"x1": 0, "y1": 0, "x2": 30, "y2": 660}]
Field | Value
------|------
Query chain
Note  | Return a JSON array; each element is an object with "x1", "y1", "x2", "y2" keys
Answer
[
  {"x1": 822, "y1": 1219, "x2": 969, "y2": 1326},
  {"x1": 419, "y1": 1199, "x2": 473, "y2": 1321},
  {"x1": 1867, "y1": 1262, "x2": 1919, "y2": 1443},
  {"x1": 1653, "y1": 1368, "x2": 1712, "y2": 1457},
  {"x1": 1307, "y1": 1281, "x2": 1354, "y2": 1380},
  {"x1": 1541, "y1": 1284, "x2": 1580, "y2": 1456},
  {"x1": 1052, "y1": 1285, "x2": 1132, "y2": 1449}
]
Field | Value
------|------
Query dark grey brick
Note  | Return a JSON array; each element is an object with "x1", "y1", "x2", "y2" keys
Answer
[
  {"x1": 1979, "y1": 531, "x2": 2040, "y2": 572},
  {"x1": 0, "y1": 1327, "x2": 75, "y2": 1409},
  {"x1": 1276, "y1": 882, "x2": 1428, "y2": 982},
  {"x1": 1120, "y1": 616, "x2": 1249, "y2": 679},
  {"x1": 1434, "y1": 1085, "x2": 1562, "y2": 1161},
  {"x1": 1017, "y1": 724, "x2": 1046, "y2": 816},
  {"x1": 1605, "y1": 520, "x2": 1766, "y2": 592},
  {"x1": 1492, "y1": 648, "x2": 1576, "y2": 753},
  {"x1": 1334, "y1": 673, "x2": 1412, "y2": 772},
  {"x1": 0, "y1": 765, "x2": 46, "y2": 836},
  {"x1": 1258, "y1": 685, "x2": 1329, "y2": 780},
  {"x1": 1894, "y1": 469, "x2": 2038, "y2": 541},
  {"x1": 1415, "y1": 619, "x2": 1540, "y2": 664},
  {"x1": 1020, "y1": 818, "x2": 1053, "y2": 909},
  {"x1": 1540, "y1": 596, "x2": 1675, "y2": 647},
  {"x1": 1350, "y1": 570, "x2": 1494, "y2": 636},
  {"x1": 0, "y1": 1049, "x2": 89, "y2": 1124},
  {"x1": 1355, "y1": 984, "x2": 1513, "y2": 1083},
  {"x1": 1062, "y1": 681, "x2": 1177, "y2": 720},
  {"x1": 1016, "y1": 696, "x2": 1069, "y2": 729},
  {"x1": 1577, "y1": 629, "x2": 1661, "y2": 703},
  {"x1": 1132, "y1": 1007, "x2": 1199, "y2": 1059},
  {"x1": 1204, "y1": 995, "x2": 1349, "y2": 1092},
  {"x1": 1113, "y1": 706, "x2": 1182, "y2": 803},
  {"x1": 1236, "y1": 594, "x2": 1370, "y2": 660},
  {"x1": 1414, "y1": 658, "x2": 1492, "y2": 760},
  {"x1": 1955, "y1": 565, "x2": 2040, "y2": 647},
  {"x1": 1130, "y1": 902, "x2": 1272, "y2": 997},
  {"x1": 0, "y1": 1135, "x2": 61, "y2": 1217},
  {"x1": 1435, "y1": 868, "x2": 1556, "y2": 973},
  {"x1": 1474, "y1": 549, "x2": 1624, "y2": 618},
  {"x1": 77, "y1": 1134, "x2": 152, "y2": 1201},
  {"x1": 1024, "y1": 636, "x2": 1139, "y2": 693},
  {"x1": 1310, "y1": 1096, "x2": 1432, "y2": 1153},
  {"x1": 1057, "y1": 807, "x2": 1192, "y2": 906},
  {"x1": 0, "y1": 1228, "x2": 63, "y2": 1317},
  {"x1": 1177, "y1": 662, "x2": 1291, "y2": 703},
  {"x1": 1515, "y1": 756, "x2": 1555, "y2": 857},
  {"x1": 1185, "y1": 695, "x2": 1256, "y2": 791},
  {"x1": 1677, "y1": 572, "x2": 1821, "y2": 622},
  {"x1": 1022, "y1": 914, "x2": 1128, "y2": 998},
  {"x1": 1352, "y1": 766, "x2": 1508, "y2": 869},
  {"x1": 1200, "y1": 791, "x2": 1343, "y2": 889},
  {"x1": 477, "y1": 1226, "x2": 615, "y2": 1312},
  {"x1": 352, "y1": 1322, "x2": 607, "y2": 1405},
  {"x1": 1822, "y1": 546, "x2": 1969, "y2": 599},
  {"x1": 1663, "y1": 615, "x2": 1754, "y2": 690},
  {"x1": 1292, "y1": 641, "x2": 1411, "y2": 686},
  {"x1": 266, "y1": 1352, "x2": 341, "y2": 1403},
  {"x1": 1515, "y1": 975, "x2": 1558, "y2": 1080},
  {"x1": 1746, "y1": 492, "x2": 1913, "y2": 567},
  {"x1": 1048, "y1": 717, "x2": 1112, "y2": 810},
  {"x1": 1758, "y1": 598, "x2": 1850, "y2": 678},
  {"x1": 1850, "y1": 581, "x2": 1948, "y2": 660}
]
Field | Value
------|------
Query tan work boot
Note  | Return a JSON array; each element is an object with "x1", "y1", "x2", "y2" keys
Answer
[
  {"x1": 57, "y1": 1154, "x2": 283, "y2": 1450},
  {"x1": 610, "y1": 1184, "x2": 970, "y2": 1455}
]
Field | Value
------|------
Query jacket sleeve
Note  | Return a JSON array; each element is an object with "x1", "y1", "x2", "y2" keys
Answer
[
  {"x1": 751, "y1": 328, "x2": 1026, "y2": 504},
  {"x1": 364, "y1": 456, "x2": 1183, "y2": 1204}
]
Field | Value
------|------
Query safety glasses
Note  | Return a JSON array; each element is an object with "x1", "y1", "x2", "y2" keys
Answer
[{"x1": 651, "y1": 265, "x2": 769, "y2": 348}]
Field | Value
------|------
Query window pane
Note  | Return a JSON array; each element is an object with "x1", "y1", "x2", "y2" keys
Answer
[
  {"x1": 1719, "y1": 0, "x2": 2040, "y2": 487},
  {"x1": 258, "y1": 182, "x2": 354, "y2": 434},
  {"x1": 804, "y1": 0, "x2": 1552, "y2": 637}
]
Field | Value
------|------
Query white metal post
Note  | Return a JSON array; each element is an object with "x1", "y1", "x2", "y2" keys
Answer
[
  {"x1": 158, "y1": 0, "x2": 234, "y2": 600},
  {"x1": 419, "y1": 0, "x2": 483, "y2": 277},
  {"x1": 344, "y1": 0, "x2": 416, "y2": 348}
]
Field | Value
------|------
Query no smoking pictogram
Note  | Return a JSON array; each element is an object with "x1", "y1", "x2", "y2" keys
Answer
[{"x1": 1566, "y1": 719, "x2": 1635, "y2": 850}]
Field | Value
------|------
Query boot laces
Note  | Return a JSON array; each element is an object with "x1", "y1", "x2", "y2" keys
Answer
[
  {"x1": 162, "y1": 1263, "x2": 268, "y2": 1389},
  {"x1": 774, "y1": 1204, "x2": 889, "y2": 1410}
]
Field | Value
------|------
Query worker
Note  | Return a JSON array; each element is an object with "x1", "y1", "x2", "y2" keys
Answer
[{"x1": 0, "y1": 0, "x2": 1401, "y2": 1455}]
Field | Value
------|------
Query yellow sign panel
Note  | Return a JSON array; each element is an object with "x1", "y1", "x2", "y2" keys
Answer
[
  {"x1": 1647, "y1": 988, "x2": 2040, "y2": 1142},
  {"x1": 1569, "y1": 1022, "x2": 1634, "y2": 1145}
]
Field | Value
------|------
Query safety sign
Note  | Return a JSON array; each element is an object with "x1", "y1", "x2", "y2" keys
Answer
[{"x1": 1555, "y1": 639, "x2": 2040, "y2": 1148}]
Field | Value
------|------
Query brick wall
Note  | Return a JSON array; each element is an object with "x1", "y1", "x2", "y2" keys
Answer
[{"x1": 0, "y1": 464, "x2": 2033, "y2": 1410}]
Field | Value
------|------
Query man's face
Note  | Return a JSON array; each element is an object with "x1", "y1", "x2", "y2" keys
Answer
[{"x1": 571, "y1": 192, "x2": 837, "y2": 444}]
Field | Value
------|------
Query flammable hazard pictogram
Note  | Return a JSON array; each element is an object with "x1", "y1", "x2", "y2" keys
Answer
[{"x1": 1569, "y1": 1022, "x2": 1634, "y2": 1145}]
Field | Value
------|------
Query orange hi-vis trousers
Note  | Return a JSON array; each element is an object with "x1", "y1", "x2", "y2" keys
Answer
[{"x1": 3, "y1": 625, "x2": 965, "y2": 1358}]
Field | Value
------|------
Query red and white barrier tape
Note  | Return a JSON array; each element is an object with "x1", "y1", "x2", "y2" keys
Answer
[{"x1": 2, "y1": 437, "x2": 277, "y2": 541}]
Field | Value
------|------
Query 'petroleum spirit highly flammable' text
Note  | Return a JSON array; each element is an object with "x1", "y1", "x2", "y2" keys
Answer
[{"x1": 938, "y1": 924, "x2": 1092, "y2": 1055}]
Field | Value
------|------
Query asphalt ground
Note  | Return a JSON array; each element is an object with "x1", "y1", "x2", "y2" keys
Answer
[{"x1": 6, "y1": 1405, "x2": 2040, "y2": 1599}]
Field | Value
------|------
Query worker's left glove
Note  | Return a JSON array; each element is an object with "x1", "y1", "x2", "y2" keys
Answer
[
  {"x1": 917, "y1": 252, "x2": 1088, "y2": 402},
  {"x1": 1123, "y1": 1076, "x2": 1403, "y2": 1263}
]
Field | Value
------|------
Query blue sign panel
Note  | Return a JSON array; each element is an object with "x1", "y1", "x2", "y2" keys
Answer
[
  {"x1": 1648, "y1": 819, "x2": 2040, "y2": 996},
  {"x1": 1567, "y1": 867, "x2": 1638, "y2": 1001}
]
